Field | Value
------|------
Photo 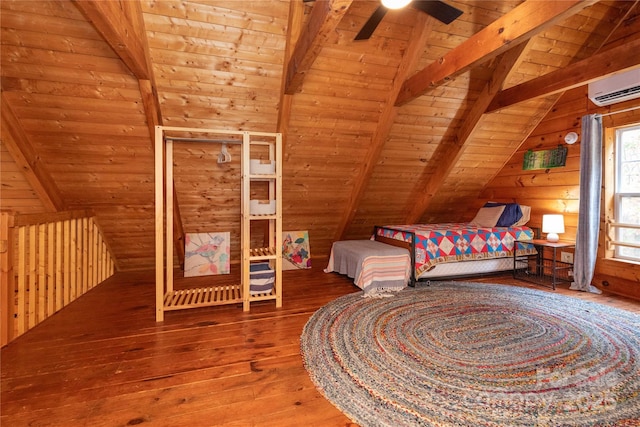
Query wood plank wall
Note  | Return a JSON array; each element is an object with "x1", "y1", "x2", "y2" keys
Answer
[
  {"x1": 1, "y1": 0, "x2": 637, "y2": 277},
  {"x1": 479, "y1": 85, "x2": 640, "y2": 300},
  {"x1": 1, "y1": 0, "x2": 155, "y2": 271},
  {"x1": 476, "y1": 7, "x2": 640, "y2": 301},
  {"x1": 0, "y1": 141, "x2": 47, "y2": 215}
]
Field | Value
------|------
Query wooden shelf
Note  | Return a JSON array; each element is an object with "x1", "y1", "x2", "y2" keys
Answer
[
  {"x1": 163, "y1": 285, "x2": 243, "y2": 311},
  {"x1": 248, "y1": 214, "x2": 277, "y2": 220},
  {"x1": 249, "y1": 247, "x2": 277, "y2": 259},
  {"x1": 248, "y1": 290, "x2": 278, "y2": 302}
]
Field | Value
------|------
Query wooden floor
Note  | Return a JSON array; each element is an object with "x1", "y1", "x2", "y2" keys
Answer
[{"x1": 2, "y1": 267, "x2": 639, "y2": 427}]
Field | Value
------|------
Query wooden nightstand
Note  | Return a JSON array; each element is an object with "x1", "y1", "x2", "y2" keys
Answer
[{"x1": 513, "y1": 239, "x2": 576, "y2": 290}]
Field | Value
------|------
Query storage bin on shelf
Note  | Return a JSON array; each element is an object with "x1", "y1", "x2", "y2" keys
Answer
[
  {"x1": 250, "y1": 159, "x2": 276, "y2": 175},
  {"x1": 250, "y1": 262, "x2": 275, "y2": 295},
  {"x1": 250, "y1": 199, "x2": 276, "y2": 215}
]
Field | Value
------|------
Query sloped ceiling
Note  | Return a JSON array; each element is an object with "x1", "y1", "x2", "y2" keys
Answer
[{"x1": 1, "y1": 0, "x2": 639, "y2": 270}]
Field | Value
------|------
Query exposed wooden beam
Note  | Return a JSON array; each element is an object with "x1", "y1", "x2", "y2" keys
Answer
[
  {"x1": 1, "y1": 96, "x2": 64, "y2": 212},
  {"x1": 335, "y1": 12, "x2": 434, "y2": 241},
  {"x1": 395, "y1": 0, "x2": 599, "y2": 106},
  {"x1": 486, "y1": 37, "x2": 640, "y2": 113},
  {"x1": 139, "y1": 79, "x2": 161, "y2": 130},
  {"x1": 284, "y1": 0, "x2": 353, "y2": 94},
  {"x1": 278, "y1": 0, "x2": 306, "y2": 136},
  {"x1": 275, "y1": 1, "x2": 307, "y2": 248},
  {"x1": 73, "y1": 0, "x2": 187, "y2": 265},
  {"x1": 72, "y1": 0, "x2": 149, "y2": 79},
  {"x1": 138, "y1": 79, "x2": 185, "y2": 264},
  {"x1": 478, "y1": 1, "x2": 640, "y2": 198},
  {"x1": 404, "y1": 42, "x2": 532, "y2": 223},
  {"x1": 76, "y1": 2, "x2": 160, "y2": 134},
  {"x1": 136, "y1": 48, "x2": 187, "y2": 268}
]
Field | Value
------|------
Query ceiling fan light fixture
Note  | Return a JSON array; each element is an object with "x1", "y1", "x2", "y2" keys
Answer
[
  {"x1": 355, "y1": 0, "x2": 462, "y2": 41},
  {"x1": 381, "y1": 0, "x2": 412, "y2": 10}
]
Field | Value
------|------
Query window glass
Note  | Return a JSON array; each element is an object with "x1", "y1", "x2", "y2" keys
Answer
[
  {"x1": 618, "y1": 126, "x2": 640, "y2": 192},
  {"x1": 615, "y1": 125, "x2": 640, "y2": 262}
]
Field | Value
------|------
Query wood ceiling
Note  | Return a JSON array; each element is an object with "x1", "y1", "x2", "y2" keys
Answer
[{"x1": 1, "y1": 0, "x2": 639, "y2": 270}]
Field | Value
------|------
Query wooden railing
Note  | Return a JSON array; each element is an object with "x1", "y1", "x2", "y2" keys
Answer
[
  {"x1": 606, "y1": 221, "x2": 640, "y2": 250},
  {"x1": 0, "y1": 210, "x2": 115, "y2": 347}
]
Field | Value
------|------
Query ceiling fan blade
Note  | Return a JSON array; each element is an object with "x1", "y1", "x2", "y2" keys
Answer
[
  {"x1": 411, "y1": 0, "x2": 463, "y2": 25},
  {"x1": 355, "y1": 5, "x2": 388, "y2": 40}
]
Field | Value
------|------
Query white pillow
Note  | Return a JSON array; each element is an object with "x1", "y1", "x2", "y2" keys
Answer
[
  {"x1": 512, "y1": 205, "x2": 531, "y2": 226},
  {"x1": 471, "y1": 205, "x2": 506, "y2": 227}
]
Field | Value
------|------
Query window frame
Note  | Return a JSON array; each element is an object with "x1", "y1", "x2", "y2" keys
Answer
[{"x1": 607, "y1": 123, "x2": 640, "y2": 263}]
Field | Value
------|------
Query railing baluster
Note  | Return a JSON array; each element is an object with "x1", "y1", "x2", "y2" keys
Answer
[{"x1": 2, "y1": 212, "x2": 115, "y2": 347}]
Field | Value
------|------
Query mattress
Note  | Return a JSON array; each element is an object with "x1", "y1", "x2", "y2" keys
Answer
[
  {"x1": 324, "y1": 240, "x2": 411, "y2": 295},
  {"x1": 417, "y1": 257, "x2": 529, "y2": 280}
]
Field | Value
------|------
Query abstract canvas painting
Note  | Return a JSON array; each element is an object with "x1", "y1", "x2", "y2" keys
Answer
[
  {"x1": 184, "y1": 232, "x2": 230, "y2": 277},
  {"x1": 282, "y1": 230, "x2": 311, "y2": 269}
]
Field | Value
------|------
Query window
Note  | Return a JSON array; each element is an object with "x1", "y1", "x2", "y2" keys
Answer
[{"x1": 613, "y1": 124, "x2": 640, "y2": 262}]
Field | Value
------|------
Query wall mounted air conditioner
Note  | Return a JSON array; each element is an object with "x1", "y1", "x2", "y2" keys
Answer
[{"x1": 588, "y1": 68, "x2": 640, "y2": 107}]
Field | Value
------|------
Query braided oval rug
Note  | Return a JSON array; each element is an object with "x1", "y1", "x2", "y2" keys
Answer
[{"x1": 300, "y1": 282, "x2": 640, "y2": 426}]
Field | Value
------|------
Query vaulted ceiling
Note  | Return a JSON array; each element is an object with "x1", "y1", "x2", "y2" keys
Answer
[{"x1": 1, "y1": 0, "x2": 639, "y2": 270}]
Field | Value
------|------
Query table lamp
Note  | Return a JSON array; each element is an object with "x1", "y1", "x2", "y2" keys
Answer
[
  {"x1": 382, "y1": 0, "x2": 412, "y2": 8},
  {"x1": 542, "y1": 214, "x2": 565, "y2": 242}
]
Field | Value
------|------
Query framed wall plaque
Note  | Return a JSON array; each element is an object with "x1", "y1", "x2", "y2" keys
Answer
[{"x1": 523, "y1": 145, "x2": 568, "y2": 170}]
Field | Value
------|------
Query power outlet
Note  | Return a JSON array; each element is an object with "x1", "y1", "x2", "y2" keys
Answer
[{"x1": 561, "y1": 251, "x2": 574, "y2": 264}]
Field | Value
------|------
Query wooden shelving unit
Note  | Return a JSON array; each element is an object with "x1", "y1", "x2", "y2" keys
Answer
[
  {"x1": 241, "y1": 134, "x2": 282, "y2": 311},
  {"x1": 154, "y1": 126, "x2": 282, "y2": 322}
]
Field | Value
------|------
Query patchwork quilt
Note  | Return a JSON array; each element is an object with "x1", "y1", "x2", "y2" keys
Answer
[{"x1": 376, "y1": 223, "x2": 536, "y2": 277}]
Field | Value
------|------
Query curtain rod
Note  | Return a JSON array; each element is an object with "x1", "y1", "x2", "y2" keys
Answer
[
  {"x1": 596, "y1": 105, "x2": 640, "y2": 118},
  {"x1": 165, "y1": 137, "x2": 242, "y2": 144}
]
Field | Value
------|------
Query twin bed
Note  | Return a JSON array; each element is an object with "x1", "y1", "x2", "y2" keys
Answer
[{"x1": 325, "y1": 203, "x2": 537, "y2": 295}]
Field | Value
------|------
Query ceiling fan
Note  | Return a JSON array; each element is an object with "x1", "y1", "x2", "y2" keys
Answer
[{"x1": 355, "y1": 0, "x2": 463, "y2": 41}]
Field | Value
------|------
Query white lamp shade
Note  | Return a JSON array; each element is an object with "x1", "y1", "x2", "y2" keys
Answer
[
  {"x1": 542, "y1": 214, "x2": 565, "y2": 242},
  {"x1": 381, "y1": 0, "x2": 412, "y2": 9}
]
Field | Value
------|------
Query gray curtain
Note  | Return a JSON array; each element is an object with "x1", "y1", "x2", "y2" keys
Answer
[{"x1": 570, "y1": 114, "x2": 602, "y2": 293}]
